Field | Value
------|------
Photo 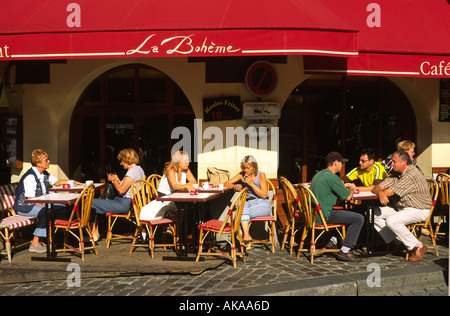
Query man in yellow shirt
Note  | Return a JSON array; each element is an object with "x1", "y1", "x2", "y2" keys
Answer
[{"x1": 343, "y1": 148, "x2": 387, "y2": 191}]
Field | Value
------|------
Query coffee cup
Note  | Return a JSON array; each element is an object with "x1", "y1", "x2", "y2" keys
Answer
[
  {"x1": 86, "y1": 180, "x2": 94, "y2": 186},
  {"x1": 218, "y1": 184, "x2": 224, "y2": 189},
  {"x1": 202, "y1": 182, "x2": 209, "y2": 189}
]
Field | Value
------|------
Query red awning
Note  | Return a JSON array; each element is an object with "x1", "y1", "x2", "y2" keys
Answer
[
  {"x1": 306, "y1": 0, "x2": 450, "y2": 78},
  {"x1": 0, "y1": 0, "x2": 358, "y2": 60},
  {"x1": 3, "y1": 0, "x2": 448, "y2": 78}
]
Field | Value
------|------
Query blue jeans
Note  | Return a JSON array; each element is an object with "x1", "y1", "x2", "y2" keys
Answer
[
  {"x1": 327, "y1": 209, "x2": 364, "y2": 249},
  {"x1": 90, "y1": 197, "x2": 132, "y2": 222},
  {"x1": 17, "y1": 204, "x2": 66, "y2": 238},
  {"x1": 241, "y1": 198, "x2": 272, "y2": 222}
]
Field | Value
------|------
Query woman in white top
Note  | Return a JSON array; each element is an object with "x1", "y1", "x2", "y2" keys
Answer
[{"x1": 140, "y1": 150, "x2": 197, "y2": 221}]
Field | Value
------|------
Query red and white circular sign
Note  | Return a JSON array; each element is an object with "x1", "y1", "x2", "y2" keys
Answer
[{"x1": 245, "y1": 61, "x2": 278, "y2": 97}]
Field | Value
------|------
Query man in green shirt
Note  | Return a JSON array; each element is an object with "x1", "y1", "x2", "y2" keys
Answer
[{"x1": 310, "y1": 152, "x2": 364, "y2": 262}]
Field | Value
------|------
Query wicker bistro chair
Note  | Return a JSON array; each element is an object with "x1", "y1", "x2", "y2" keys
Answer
[
  {"x1": 1, "y1": 215, "x2": 38, "y2": 262},
  {"x1": 296, "y1": 183, "x2": 346, "y2": 263},
  {"x1": 130, "y1": 179, "x2": 177, "y2": 258},
  {"x1": 0, "y1": 183, "x2": 18, "y2": 217},
  {"x1": 248, "y1": 179, "x2": 277, "y2": 252},
  {"x1": 54, "y1": 184, "x2": 97, "y2": 261},
  {"x1": 146, "y1": 174, "x2": 162, "y2": 191},
  {"x1": 196, "y1": 188, "x2": 248, "y2": 268},
  {"x1": 405, "y1": 178, "x2": 440, "y2": 260},
  {"x1": 435, "y1": 173, "x2": 449, "y2": 237},
  {"x1": 0, "y1": 183, "x2": 39, "y2": 263},
  {"x1": 105, "y1": 187, "x2": 137, "y2": 248},
  {"x1": 279, "y1": 177, "x2": 303, "y2": 254}
]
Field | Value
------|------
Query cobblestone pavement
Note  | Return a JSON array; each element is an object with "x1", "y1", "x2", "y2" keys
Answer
[
  {"x1": 1, "y1": 238, "x2": 448, "y2": 296},
  {"x1": 1, "y1": 273, "x2": 447, "y2": 297}
]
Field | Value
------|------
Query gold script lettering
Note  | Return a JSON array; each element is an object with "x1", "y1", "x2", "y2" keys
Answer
[{"x1": 126, "y1": 34, "x2": 158, "y2": 55}]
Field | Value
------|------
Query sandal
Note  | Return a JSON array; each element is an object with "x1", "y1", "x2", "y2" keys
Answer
[{"x1": 242, "y1": 240, "x2": 252, "y2": 250}]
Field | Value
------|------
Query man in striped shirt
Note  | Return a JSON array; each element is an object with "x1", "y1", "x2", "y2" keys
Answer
[
  {"x1": 343, "y1": 148, "x2": 387, "y2": 192},
  {"x1": 372, "y1": 150, "x2": 432, "y2": 262}
]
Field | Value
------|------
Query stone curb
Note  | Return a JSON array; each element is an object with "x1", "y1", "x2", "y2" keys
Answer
[{"x1": 212, "y1": 264, "x2": 448, "y2": 296}]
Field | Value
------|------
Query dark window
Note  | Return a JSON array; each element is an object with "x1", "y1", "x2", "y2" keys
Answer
[{"x1": 279, "y1": 76, "x2": 416, "y2": 182}]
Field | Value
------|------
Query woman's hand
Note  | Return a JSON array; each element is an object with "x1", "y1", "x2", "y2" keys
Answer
[
  {"x1": 185, "y1": 184, "x2": 197, "y2": 192},
  {"x1": 108, "y1": 173, "x2": 118, "y2": 182},
  {"x1": 244, "y1": 175, "x2": 255, "y2": 186},
  {"x1": 233, "y1": 184, "x2": 243, "y2": 191}
]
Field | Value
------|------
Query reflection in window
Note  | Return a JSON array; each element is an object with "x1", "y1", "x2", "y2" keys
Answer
[
  {"x1": 108, "y1": 68, "x2": 135, "y2": 103},
  {"x1": 80, "y1": 117, "x2": 100, "y2": 182},
  {"x1": 81, "y1": 79, "x2": 101, "y2": 106},
  {"x1": 173, "y1": 84, "x2": 190, "y2": 106},
  {"x1": 139, "y1": 68, "x2": 166, "y2": 103}
]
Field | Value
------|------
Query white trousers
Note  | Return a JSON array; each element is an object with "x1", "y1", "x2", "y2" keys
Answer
[
  {"x1": 373, "y1": 205, "x2": 429, "y2": 251},
  {"x1": 139, "y1": 200, "x2": 178, "y2": 221}
]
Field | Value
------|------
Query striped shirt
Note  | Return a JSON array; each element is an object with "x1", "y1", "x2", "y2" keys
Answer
[{"x1": 380, "y1": 165, "x2": 432, "y2": 210}]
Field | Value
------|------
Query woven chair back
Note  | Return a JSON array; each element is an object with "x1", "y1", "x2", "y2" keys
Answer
[
  {"x1": 436, "y1": 173, "x2": 449, "y2": 206},
  {"x1": 279, "y1": 177, "x2": 299, "y2": 224},
  {"x1": 131, "y1": 179, "x2": 156, "y2": 225},
  {"x1": 296, "y1": 183, "x2": 329, "y2": 231},
  {"x1": 76, "y1": 184, "x2": 96, "y2": 227}
]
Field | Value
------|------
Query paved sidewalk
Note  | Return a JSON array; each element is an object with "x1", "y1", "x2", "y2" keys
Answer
[{"x1": 1, "y1": 235, "x2": 448, "y2": 296}]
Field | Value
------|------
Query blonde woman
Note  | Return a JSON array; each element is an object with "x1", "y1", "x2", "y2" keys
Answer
[
  {"x1": 90, "y1": 148, "x2": 145, "y2": 241},
  {"x1": 397, "y1": 140, "x2": 423, "y2": 174},
  {"x1": 139, "y1": 150, "x2": 197, "y2": 221},
  {"x1": 224, "y1": 155, "x2": 271, "y2": 246}
]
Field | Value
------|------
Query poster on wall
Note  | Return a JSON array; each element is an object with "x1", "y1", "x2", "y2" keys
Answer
[
  {"x1": 203, "y1": 96, "x2": 242, "y2": 122},
  {"x1": 439, "y1": 78, "x2": 450, "y2": 122}
]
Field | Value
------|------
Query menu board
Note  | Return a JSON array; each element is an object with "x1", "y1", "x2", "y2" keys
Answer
[
  {"x1": 203, "y1": 96, "x2": 242, "y2": 122},
  {"x1": 440, "y1": 78, "x2": 450, "y2": 122}
]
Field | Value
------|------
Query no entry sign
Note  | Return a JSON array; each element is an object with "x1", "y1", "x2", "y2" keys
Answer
[{"x1": 245, "y1": 61, "x2": 278, "y2": 97}]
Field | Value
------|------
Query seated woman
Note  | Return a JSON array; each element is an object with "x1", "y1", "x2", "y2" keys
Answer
[
  {"x1": 224, "y1": 155, "x2": 271, "y2": 247},
  {"x1": 90, "y1": 148, "x2": 145, "y2": 241},
  {"x1": 139, "y1": 150, "x2": 197, "y2": 221}
]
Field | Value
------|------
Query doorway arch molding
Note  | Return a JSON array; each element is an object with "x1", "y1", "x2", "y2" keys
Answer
[{"x1": 387, "y1": 76, "x2": 433, "y2": 175}]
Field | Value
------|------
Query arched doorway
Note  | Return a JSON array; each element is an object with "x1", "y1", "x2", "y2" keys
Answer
[
  {"x1": 70, "y1": 64, "x2": 195, "y2": 182},
  {"x1": 279, "y1": 76, "x2": 416, "y2": 183}
]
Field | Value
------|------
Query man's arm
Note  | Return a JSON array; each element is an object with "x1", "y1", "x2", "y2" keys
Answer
[
  {"x1": 372, "y1": 183, "x2": 395, "y2": 205},
  {"x1": 344, "y1": 183, "x2": 356, "y2": 201},
  {"x1": 358, "y1": 184, "x2": 375, "y2": 192}
]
